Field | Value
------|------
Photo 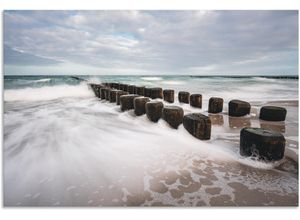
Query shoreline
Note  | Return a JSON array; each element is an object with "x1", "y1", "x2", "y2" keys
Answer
[{"x1": 3, "y1": 82, "x2": 298, "y2": 206}]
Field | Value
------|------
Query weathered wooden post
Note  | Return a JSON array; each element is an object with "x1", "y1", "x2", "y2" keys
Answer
[
  {"x1": 183, "y1": 113, "x2": 211, "y2": 140},
  {"x1": 134, "y1": 97, "x2": 150, "y2": 116},
  {"x1": 208, "y1": 97, "x2": 223, "y2": 113},
  {"x1": 190, "y1": 94, "x2": 202, "y2": 108},
  {"x1": 109, "y1": 90, "x2": 119, "y2": 103},
  {"x1": 128, "y1": 85, "x2": 136, "y2": 94},
  {"x1": 144, "y1": 88, "x2": 151, "y2": 98},
  {"x1": 120, "y1": 94, "x2": 140, "y2": 111},
  {"x1": 163, "y1": 89, "x2": 174, "y2": 103},
  {"x1": 240, "y1": 127, "x2": 285, "y2": 161},
  {"x1": 98, "y1": 85, "x2": 105, "y2": 97},
  {"x1": 259, "y1": 106, "x2": 287, "y2": 121},
  {"x1": 123, "y1": 84, "x2": 129, "y2": 92},
  {"x1": 146, "y1": 101, "x2": 164, "y2": 122},
  {"x1": 105, "y1": 88, "x2": 112, "y2": 100},
  {"x1": 113, "y1": 83, "x2": 120, "y2": 90},
  {"x1": 178, "y1": 91, "x2": 190, "y2": 103},
  {"x1": 96, "y1": 86, "x2": 102, "y2": 98},
  {"x1": 229, "y1": 100, "x2": 251, "y2": 117},
  {"x1": 92, "y1": 85, "x2": 98, "y2": 97},
  {"x1": 100, "y1": 88, "x2": 108, "y2": 100},
  {"x1": 116, "y1": 91, "x2": 129, "y2": 105},
  {"x1": 162, "y1": 106, "x2": 184, "y2": 129},
  {"x1": 92, "y1": 84, "x2": 100, "y2": 97},
  {"x1": 150, "y1": 88, "x2": 163, "y2": 99},
  {"x1": 136, "y1": 86, "x2": 145, "y2": 96}
]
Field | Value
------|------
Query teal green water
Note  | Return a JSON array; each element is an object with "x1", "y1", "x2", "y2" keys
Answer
[{"x1": 4, "y1": 75, "x2": 298, "y2": 102}]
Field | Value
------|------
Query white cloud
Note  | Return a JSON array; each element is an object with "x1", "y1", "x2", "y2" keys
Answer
[{"x1": 4, "y1": 10, "x2": 298, "y2": 75}]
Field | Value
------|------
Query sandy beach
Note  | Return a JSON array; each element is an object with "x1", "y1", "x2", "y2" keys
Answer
[
  {"x1": 78, "y1": 100, "x2": 298, "y2": 206},
  {"x1": 5, "y1": 97, "x2": 298, "y2": 206},
  {"x1": 3, "y1": 10, "x2": 299, "y2": 209},
  {"x1": 3, "y1": 76, "x2": 298, "y2": 206}
]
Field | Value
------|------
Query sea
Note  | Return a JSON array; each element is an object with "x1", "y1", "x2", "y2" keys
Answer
[{"x1": 3, "y1": 75, "x2": 299, "y2": 206}]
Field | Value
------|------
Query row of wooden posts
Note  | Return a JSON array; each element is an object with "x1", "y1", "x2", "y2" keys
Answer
[{"x1": 89, "y1": 82, "x2": 287, "y2": 162}]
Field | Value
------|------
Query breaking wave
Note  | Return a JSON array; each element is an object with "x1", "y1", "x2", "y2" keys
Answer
[{"x1": 4, "y1": 83, "x2": 93, "y2": 102}]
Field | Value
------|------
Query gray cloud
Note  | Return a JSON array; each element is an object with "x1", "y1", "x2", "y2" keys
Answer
[
  {"x1": 4, "y1": 10, "x2": 298, "y2": 75},
  {"x1": 4, "y1": 45, "x2": 62, "y2": 66}
]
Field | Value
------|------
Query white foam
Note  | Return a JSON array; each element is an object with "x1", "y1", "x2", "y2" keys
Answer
[
  {"x1": 34, "y1": 78, "x2": 51, "y2": 83},
  {"x1": 87, "y1": 77, "x2": 103, "y2": 84},
  {"x1": 4, "y1": 83, "x2": 93, "y2": 101},
  {"x1": 3, "y1": 77, "x2": 298, "y2": 206},
  {"x1": 141, "y1": 77, "x2": 162, "y2": 81},
  {"x1": 285, "y1": 148, "x2": 298, "y2": 163},
  {"x1": 162, "y1": 80, "x2": 185, "y2": 85}
]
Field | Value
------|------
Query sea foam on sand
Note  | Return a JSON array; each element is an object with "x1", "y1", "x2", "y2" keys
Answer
[
  {"x1": 3, "y1": 76, "x2": 299, "y2": 206},
  {"x1": 4, "y1": 93, "x2": 298, "y2": 206}
]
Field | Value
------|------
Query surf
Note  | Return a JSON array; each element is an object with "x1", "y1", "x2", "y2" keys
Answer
[{"x1": 4, "y1": 83, "x2": 93, "y2": 102}]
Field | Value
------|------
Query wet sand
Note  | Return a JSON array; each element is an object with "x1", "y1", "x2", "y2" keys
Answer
[
  {"x1": 66, "y1": 152, "x2": 297, "y2": 207},
  {"x1": 120, "y1": 100, "x2": 298, "y2": 206}
]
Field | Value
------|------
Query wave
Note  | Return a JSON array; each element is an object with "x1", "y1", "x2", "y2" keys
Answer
[
  {"x1": 251, "y1": 77, "x2": 278, "y2": 82},
  {"x1": 4, "y1": 91, "x2": 297, "y2": 205},
  {"x1": 190, "y1": 75, "x2": 298, "y2": 79},
  {"x1": 33, "y1": 78, "x2": 51, "y2": 83},
  {"x1": 140, "y1": 77, "x2": 163, "y2": 81},
  {"x1": 86, "y1": 77, "x2": 103, "y2": 84},
  {"x1": 4, "y1": 83, "x2": 93, "y2": 102},
  {"x1": 162, "y1": 80, "x2": 185, "y2": 85}
]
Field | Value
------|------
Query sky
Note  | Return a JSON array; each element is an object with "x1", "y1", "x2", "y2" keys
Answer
[{"x1": 3, "y1": 10, "x2": 298, "y2": 75}]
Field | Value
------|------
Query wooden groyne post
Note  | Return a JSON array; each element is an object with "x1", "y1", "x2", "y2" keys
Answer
[{"x1": 88, "y1": 81, "x2": 288, "y2": 162}]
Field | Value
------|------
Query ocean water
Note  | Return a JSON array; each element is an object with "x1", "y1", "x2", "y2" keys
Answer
[{"x1": 3, "y1": 75, "x2": 299, "y2": 206}]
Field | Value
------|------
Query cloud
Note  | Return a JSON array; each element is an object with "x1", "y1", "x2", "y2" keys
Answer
[
  {"x1": 4, "y1": 45, "x2": 62, "y2": 66},
  {"x1": 3, "y1": 10, "x2": 298, "y2": 75}
]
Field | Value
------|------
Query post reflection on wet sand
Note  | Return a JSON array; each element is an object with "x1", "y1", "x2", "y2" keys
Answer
[
  {"x1": 260, "y1": 121, "x2": 286, "y2": 133},
  {"x1": 209, "y1": 114, "x2": 224, "y2": 126},
  {"x1": 228, "y1": 116, "x2": 251, "y2": 129}
]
